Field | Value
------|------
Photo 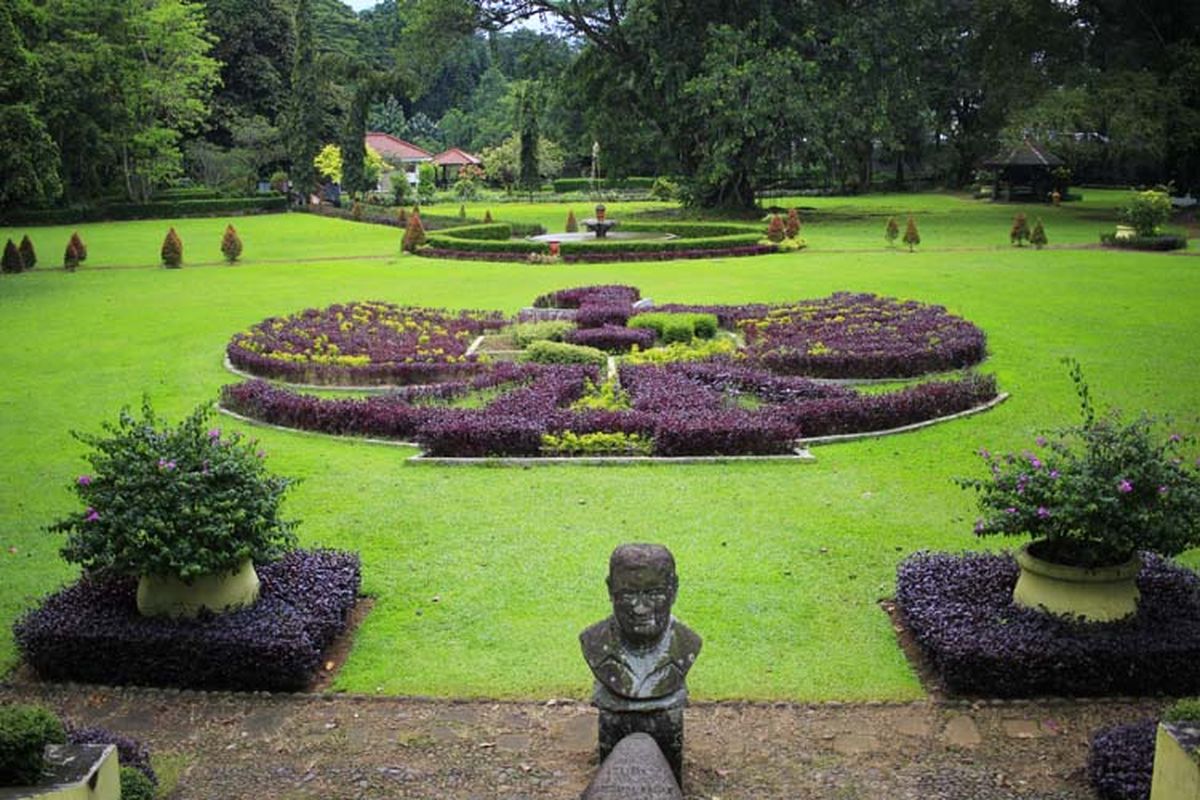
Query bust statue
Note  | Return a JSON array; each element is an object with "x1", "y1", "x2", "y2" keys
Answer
[
  {"x1": 581, "y1": 543, "x2": 702, "y2": 710},
  {"x1": 579, "y1": 544, "x2": 702, "y2": 784}
]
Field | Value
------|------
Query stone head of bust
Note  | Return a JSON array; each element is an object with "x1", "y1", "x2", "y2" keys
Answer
[{"x1": 606, "y1": 543, "x2": 678, "y2": 649}]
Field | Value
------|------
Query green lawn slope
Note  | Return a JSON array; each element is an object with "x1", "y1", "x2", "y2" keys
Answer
[{"x1": 1, "y1": 195, "x2": 1196, "y2": 701}]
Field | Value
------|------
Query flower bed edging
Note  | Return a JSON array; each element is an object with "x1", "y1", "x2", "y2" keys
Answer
[
  {"x1": 895, "y1": 551, "x2": 1200, "y2": 697},
  {"x1": 14, "y1": 549, "x2": 361, "y2": 692},
  {"x1": 798, "y1": 392, "x2": 1009, "y2": 445}
]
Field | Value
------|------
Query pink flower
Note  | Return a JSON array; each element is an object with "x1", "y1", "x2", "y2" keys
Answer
[
  {"x1": 1036, "y1": 436, "x2": 1047, "y2": 447},
  {"x1": 1049, "y1": 470, "x2": 1060, "y2": 479},
  {"x1": 207, "y1": 428, "x2": 222, "y2": 439},
  {"x1": 1158, "y1": 485, "x2": 1169, "y2": 495},
  {"x1": 1004, "y1": 507, "x2": 1018, "y2": 515},
  {"x1": 978, "y1": 447, "x2": 991, "y2": 460},
  {"x1": 1117, "y1": 478, "x2": 1133, "y2": 494},
  {"x1": 84, "y1": 508, "x2": 100, "y2": 522},
  {"x1": 973, "y1": 519, "x2": 986, "y2": 533},
  {"x1": 76, "y1": 475, "x2": 92, "y2": 486},
  {"x1": 1036, "y1": 506, "x2": 1051, "y2": 519},
  {"x1": 157, "y1": 458, "x2": 176, "y2": 471}
]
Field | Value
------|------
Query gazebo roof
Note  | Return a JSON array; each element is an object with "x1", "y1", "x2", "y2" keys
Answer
[
  {"x1": 432, "y1": 147, "x2": 483, "y2": 167},
  {"x1": 365, "y1": 132, "x2": 433, "y2": 162},
  {"x1": 982, "y1": 140, "x2": 1063, "y2": 168}
]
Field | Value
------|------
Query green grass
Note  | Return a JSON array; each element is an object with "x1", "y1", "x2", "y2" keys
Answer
[{"x1": 1, "y1": 196, "x2": 1197, "y2": 702}]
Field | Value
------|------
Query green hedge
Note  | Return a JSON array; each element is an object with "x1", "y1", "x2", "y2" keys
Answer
[
  {"x1": 524, "y1": 340, "x2": 607, "y2": 366},
  {"x1": 156, "y1": 187, "x2": 223, "y2": 200},
  {"x1": 423, "y1": 234, "x2": 546, "y2": 254},
  {"x1": 629, "y1": 312, "x2": 719, "y2": 341},
  {"x1": 551, "y1": 177, "x2": 657, "y2": 193},
  {"x1": 3, "y1": 197, "x2": 287, "y2": 225},
  {"x1": 513, "y1": 320, "x2": 575, "y2": 348},
  {"x1": 430, "y1": 223, "x2": 513, "y2": 241},
  {"x1": 557, "y1": 233, "x2": 763, "y2": 255},
  {"x1": 615, "y1": 221, "x2": 763, "y2": 238}
]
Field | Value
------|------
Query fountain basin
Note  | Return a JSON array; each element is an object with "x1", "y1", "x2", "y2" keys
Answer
[{"x1": 528, "y1": 231, "x2": 677, "y2": 243}]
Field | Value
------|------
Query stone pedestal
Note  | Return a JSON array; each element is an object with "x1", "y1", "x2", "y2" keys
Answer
[
  {"x1": 0, "y1": 744, "x2": 119, "y2": 800},
  {"x1": 598, "y1": 704, "x2": 684, "y2": 786},
  {"x1": 1151, "y1": 721, "x2": 1200, "y2": 800},
  {"x1": 582, "y1": 733, "x2": 683, "y2": 800}
]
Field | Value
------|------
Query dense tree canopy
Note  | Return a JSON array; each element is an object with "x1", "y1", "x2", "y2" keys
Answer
[{"x1": 0, "y1": 0, "x2": 1197, "y2": 212}]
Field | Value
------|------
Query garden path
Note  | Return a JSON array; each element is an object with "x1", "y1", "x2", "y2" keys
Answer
[{"x1": 0, "y1": 682, "x2": 1164, "y2": 799}]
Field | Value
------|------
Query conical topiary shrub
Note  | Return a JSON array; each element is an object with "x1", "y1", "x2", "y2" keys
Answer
[
  {"x1": 221, "y1": 224, "x2": 243, "y2": 264},
  {"x1": 885, "y1": 216, "x2": 900, "y2": 247},
  {"x1": 19, "y1": 235, "x2": 36, "y2": 270},
  {"x1": 396, "y1": 207, "x2": 408, "y2": 227},
  {"x1": 483, "y1": 209, "x2": 493, "y2": 223},
  {"x1": 69, "y1": 231, "x2": 87, "y2": 262},
  {"x1": 566, "y1": 209, "x2": 578, "y2": 233},
  {"x1": 63, "y1": 237, "x2": 81, "y2": 271},
  {"x1": 402, "y1": 212, "x2": 426, "y2": 253},
  {"x1": 1030, "y1": 218, "x2": 1048, "y2": 249},
  {"x1": 458, "y1": 204, "x2": 467, "y2": 220},
  {"x1": 161, "y1": 228, "x2": 183, "y2": 268},
  {"x1": 2, "y1": 239, "x2": 24, "y2": 273},
  {"x1": 766, "y1": 213, "x2": 785, "y2": 243},
  {"x1": 903, "y1": 215, "x2": 921, "y2": 251},
  {"x1": 351, "y1": 200, "x2": 364, "y2": 221},
  {"x1": 785, "y1": 208, "x2": 801, "y2": 240},
  {"x1": 1010, "y1": 212, "x2": 1031, "y2": 246}
]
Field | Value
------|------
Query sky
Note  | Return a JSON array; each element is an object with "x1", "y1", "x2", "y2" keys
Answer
[{"x1": 343, "y1": 0, "x2": 378, "y2": 11}]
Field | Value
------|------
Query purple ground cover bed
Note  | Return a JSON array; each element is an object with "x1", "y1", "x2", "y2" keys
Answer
[
  {"x1": 223, "y1": 365, "x2": 996, "y2": 457},
  {"x1": 1088, "y1": 720, "x2": 1157, "y2": 800},
  {"x1": 227, "y1": 301, "x2": 505, "y2": 386},
  {"x1": 661, "y1": 293, "x2": 986, "y2": 379},
  {"x1": 68, "y1": 725, "x2": 157, "y2": 784},
  {"x1": 14, "y1": 549, "x2": 360, "y2": 692},
  {"x1": 895, "y1": 551, "x2": 1200, "y2": 697}
]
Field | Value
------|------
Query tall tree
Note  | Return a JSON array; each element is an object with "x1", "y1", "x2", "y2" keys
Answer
[
  {"x1": 286, "y1": 0, "x2": 323, "y2": 202},
  {"x1": 0, "y1": 1, "x2": 61, "y2": 210},
  {"x1": 514, "y1": 80, "x2": 540, "y2": 195}
]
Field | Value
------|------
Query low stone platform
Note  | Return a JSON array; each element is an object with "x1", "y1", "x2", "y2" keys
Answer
[{"x1": 0, "y1": 683, "x2": 1169, "y2": 799}]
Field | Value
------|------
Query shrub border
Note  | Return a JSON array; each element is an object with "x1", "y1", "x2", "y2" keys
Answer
[{"x1": 418, "y1": 220, "x2": 775, "y2": 263}]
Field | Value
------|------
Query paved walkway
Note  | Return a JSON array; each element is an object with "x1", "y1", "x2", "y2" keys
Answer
[{"x1": 0, "y1": 682, "x2": 1165, "y2": 799}]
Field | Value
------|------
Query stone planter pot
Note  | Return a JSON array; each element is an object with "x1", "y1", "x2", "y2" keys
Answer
[
  {"x1": 136, "y1": 558, "x2": 260, "y2": 618},
  {"x1": 1013, "y1": 541, "x2": 1140, "y2": 622}
]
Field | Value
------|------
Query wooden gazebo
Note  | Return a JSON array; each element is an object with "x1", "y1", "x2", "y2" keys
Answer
[
  {"x1": 981, "y1": 140, "x2": 1065, "y2": 201},
  {"x1": 432, "y1": 147, "x2": 483, "y2": 187}
]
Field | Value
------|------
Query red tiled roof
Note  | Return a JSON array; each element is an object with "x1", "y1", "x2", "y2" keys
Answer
[
  {"x1": 365, "y1": 132, "x2": 433, "y2": 162},
  {"x1": 432, "y1": 147, "x2": 483, "y2": 167}
]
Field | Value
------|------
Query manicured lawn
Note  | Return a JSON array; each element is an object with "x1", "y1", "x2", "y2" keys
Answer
[{"x1": 1, "y1": 197, "x2": 1197, "y2": 701}]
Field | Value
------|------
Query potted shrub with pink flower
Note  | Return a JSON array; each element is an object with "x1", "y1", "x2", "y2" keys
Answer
[
  {"x1": 958, "y1": 361, "x2": 1200, "y2": 621},
  {"x1": 50, "y1": 400, "x2": 297, "y2": 618}
]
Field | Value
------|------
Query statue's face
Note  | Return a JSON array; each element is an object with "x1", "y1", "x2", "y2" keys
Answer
[{"x1": 608, "y1": 565, "x2": 675, "y2": 647}]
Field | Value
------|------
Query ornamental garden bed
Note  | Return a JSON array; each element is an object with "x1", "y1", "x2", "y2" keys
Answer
[
  {"x1": 419, "y1": 220, "x2": 777, "y2": 263},
  {"x1": 893, "y1": 551, "x2": 1200, "y2": 698},
  {"x1": 15, "y1": 549, "x2": 361, "y2": 692},
  {"x1": 220, "y1": 285, "x2": 998, "y2": 459}
]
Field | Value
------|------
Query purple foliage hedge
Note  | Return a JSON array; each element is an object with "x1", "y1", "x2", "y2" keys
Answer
[
  {"x1": 565, "y1": 325, "x2": 656, "y2": 353},
  {"x1": 67, "y1": 725, "x2": 157, "y2": 785},
  {"x1": 227, "y1": 301, "x2": 505, "y2": 386},
  {"x1": 895, "y1": 551, "x2": 1200, "y2": 697},
  {"x1": 1088, "y1": 720, "x2": 1156, "y2": 800},
  {"x1": 14, "y1": 549, "x2": 360, "y2": 692}
]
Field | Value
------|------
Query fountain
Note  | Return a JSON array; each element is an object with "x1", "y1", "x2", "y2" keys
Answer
[
  {"x1": 529, "y1": 204, "x2": 675, "y2": 245},
  {"x1": 582, "y1": 203, "x2": 618, "y2": 238}
]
